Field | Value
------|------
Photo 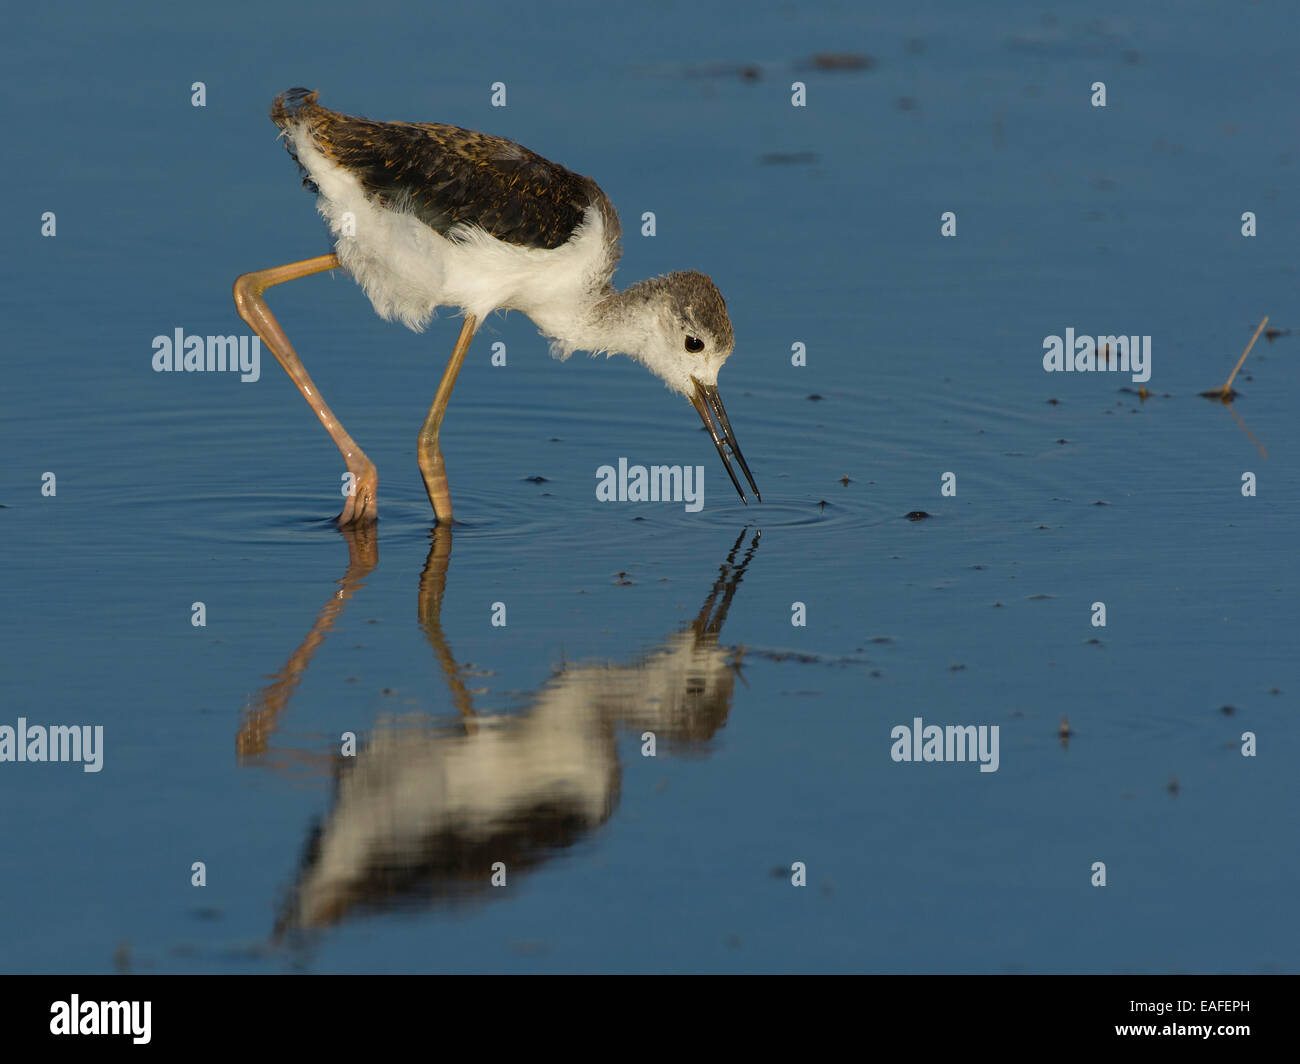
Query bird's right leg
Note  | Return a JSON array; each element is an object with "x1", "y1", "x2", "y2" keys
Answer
[
  {"x1": 233, "y1": 254, "x2": 379, "y2": 525},
  {"x1": 417, "y1": 314, "x2": 479, "y2": 524}
]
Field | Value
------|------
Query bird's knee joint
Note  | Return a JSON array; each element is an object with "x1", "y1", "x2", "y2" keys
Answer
[{"x1": 232, "y1": 274, "x2": 264, "y2": 313}]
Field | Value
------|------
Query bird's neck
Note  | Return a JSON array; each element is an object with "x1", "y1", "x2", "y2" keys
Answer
[{"x1": 545, "y1": 281, "x2": 660, "y2": 366}]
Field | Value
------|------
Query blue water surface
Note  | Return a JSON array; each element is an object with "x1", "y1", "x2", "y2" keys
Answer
[{"x1": 1, "y1": 0, "x2": 1296, "y2": 972}]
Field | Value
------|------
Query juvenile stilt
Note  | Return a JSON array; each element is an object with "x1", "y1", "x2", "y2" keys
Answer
[
  {"x1": 417, "y1": 315, "x2": 478, "y2": 524},
  {"x1": 243, "y1": 89, "x2": 761, "y2": 524},
  {"x1": 233, "y1": 254, "x2": 378, "y2": 525}
]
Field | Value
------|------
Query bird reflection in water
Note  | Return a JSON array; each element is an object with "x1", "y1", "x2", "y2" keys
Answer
[{"x1": 236, "y1": 528, "x2": 760, "y2": 934}]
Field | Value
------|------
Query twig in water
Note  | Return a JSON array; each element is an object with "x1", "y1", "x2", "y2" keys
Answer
[{"x1": 1201, "y1": 316, "x2": 1268, "y2": 401}]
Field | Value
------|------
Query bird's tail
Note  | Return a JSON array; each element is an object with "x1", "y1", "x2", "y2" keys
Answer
[
  {"x1": 270, "y1": 86, "x2": 321, "y2": 130},
  {"x1": 270, "y1": 88, "x2": 323, "y2": 193}
]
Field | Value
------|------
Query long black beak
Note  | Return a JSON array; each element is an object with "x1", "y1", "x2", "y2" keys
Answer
[{"x1": 690, "y1": 378, "x2": 761, "y2": 504}]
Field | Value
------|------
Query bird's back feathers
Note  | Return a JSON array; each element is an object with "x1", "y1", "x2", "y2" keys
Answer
[{"x1": 270, "y1": 87, "x2": 620, "y2": 254}]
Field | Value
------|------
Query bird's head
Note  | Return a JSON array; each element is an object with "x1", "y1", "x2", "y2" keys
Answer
[{"x1": 619, "y1": 271, "x2": 760, "y2": 504}]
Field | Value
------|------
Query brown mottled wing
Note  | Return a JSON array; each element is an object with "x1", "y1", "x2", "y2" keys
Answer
[{"x1": 271, "y1": 88, "x2": 610, "y2": 251}]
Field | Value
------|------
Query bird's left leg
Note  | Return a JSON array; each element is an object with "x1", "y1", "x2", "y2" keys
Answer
[
  {"x1": 417, "y1": 314, "x2": 478, "y2": 524},
  {"x1": 233, "y1": 254, "x2": 378, "y2": 525}
]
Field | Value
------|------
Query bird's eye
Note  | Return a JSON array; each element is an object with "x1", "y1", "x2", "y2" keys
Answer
[{"x1": 684, "y1": 336, "x2": 705, "y2": 353}]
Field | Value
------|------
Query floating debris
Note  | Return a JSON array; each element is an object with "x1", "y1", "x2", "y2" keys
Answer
[
  {"x1": 905, "y1": 510, "x2": 931, "y2": 521},
  {"x1": 760, "y1": 151, "x2": 819, "y2": 165},
  {"x1": 687, "y1": 62, "x2": 763, "y2": 81},
  {"x1": 749, "y1": 648, "x2": 867, "y2": 667},
  {"x1": 808, "y1": 52, "x2": 873, "y2": 71}
]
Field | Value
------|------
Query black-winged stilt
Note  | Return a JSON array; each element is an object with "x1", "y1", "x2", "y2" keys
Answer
[{"x1": 233, "y1": 88, "x2": 759, "y2": 525}]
